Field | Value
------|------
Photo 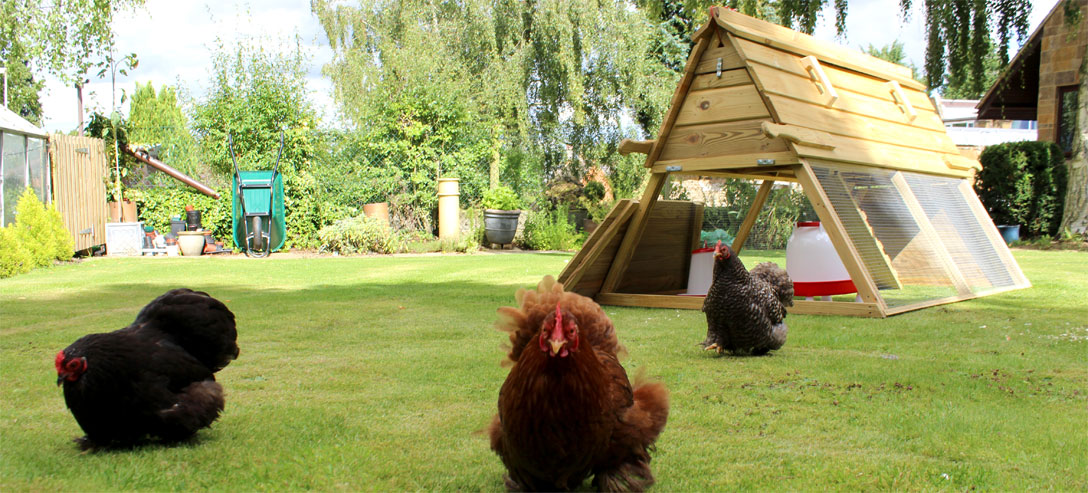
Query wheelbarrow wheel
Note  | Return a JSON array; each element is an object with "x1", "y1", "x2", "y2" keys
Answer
[{"x1": 249, "y1": 215, "x2": 267, "y2": 257}]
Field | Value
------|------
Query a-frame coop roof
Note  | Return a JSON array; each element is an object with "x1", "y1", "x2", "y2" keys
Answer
[{"x1": 557, "y1": 7, "x2": 1030, "y2": 318}]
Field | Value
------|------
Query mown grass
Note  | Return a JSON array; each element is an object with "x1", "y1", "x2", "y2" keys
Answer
[{"x1": 1, "y1": 249, "x2": 1085, "y2": 491}]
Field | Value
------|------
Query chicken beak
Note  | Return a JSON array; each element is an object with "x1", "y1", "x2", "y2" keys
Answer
[
  {"x1": 548, "y1": 339, "x2": 565, "y2": 356},
  {"x1": 56, "y1": 375, "x2": 64, "y2": 386}
]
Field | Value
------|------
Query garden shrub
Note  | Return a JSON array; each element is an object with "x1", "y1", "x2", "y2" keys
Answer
[
  {"x1": 0, "y1": 227, "x2": 34, "y2": 278},
  {"x1": 1, "y1": 189, "x2": 73, "y2": 278},
  {"x1": 481, "y1": 186, "x2": 522, "y2": 211},
  {"x1": 976, "y1": 141, "x2": 1067, "y2": 238},
  {"x1": 14, "y1": 188, "x2": 73, "y2": 266},
  {"x1": 521, "y1": 206, "x2": 578, "y2": 251},
  {"x1": 318, "y1": 215, "x2": 405, "y2": 254}
]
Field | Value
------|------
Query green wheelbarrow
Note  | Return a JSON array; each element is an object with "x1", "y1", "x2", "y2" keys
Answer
[{"x1": 229, "y1": 132, "x2": 286, "y2": 257}]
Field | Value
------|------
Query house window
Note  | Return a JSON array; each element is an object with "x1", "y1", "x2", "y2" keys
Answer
[{"x1": 1057, "y1": 85, "x2": 1079, "y2": 155}]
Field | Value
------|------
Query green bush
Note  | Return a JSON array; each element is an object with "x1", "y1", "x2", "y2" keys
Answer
[
  {"x1": 0, "y1": 227, "x2": 34, "y2": 278},
  {"x1": 318, "y1": 215, "x2": 405, "y2": 254},
  {"x1": 481, "y1": 186, "x2": 522, "y2": 211},
  {"x1": 1, "y1": 188, "x2": 73, "y2": 278},
  {"x1": 15, "y1": 188, "x2": 73, "y2": 266},
  {"x1": 521, "y1": 206, "x2": 578, "y2": 251},
  {"x1": 131, "y1": 186, "x2": 233, "y2": 242},
  {"x1": 976, "y1": 141, "x2": 1067, "y2": 238}
]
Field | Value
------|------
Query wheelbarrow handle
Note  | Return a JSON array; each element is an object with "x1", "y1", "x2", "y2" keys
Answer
[
  {"x1": 228, "y1": 133, "x2": 242, "y2": 179},
  {"x1": 228, "y1": 132, "x2": 248, "y2": 216},
  {"x1": 271, "y1": 130, "x2": 284, "y2": 177}
]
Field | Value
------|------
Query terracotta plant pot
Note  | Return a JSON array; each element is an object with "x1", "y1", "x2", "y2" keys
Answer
[
  {"x1": 108, "y1": 200, "x2": 138, "y2": 223},
  {"x1": 363, "y1": 202, "x2": 390, "y2": 227}
]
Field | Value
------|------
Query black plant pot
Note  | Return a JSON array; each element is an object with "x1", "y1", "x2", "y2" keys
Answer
[{"x1": 484, "y1": 209, "x2": 521, "y2": 245}]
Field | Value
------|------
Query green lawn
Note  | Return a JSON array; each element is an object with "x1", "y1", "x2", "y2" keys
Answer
[{"x1": 1, "y1": 249, "x2": 1085, "y2": 491}]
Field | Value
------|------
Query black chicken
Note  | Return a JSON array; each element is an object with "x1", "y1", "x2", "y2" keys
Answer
[
  {"x1": 701, "y1": 241, "x2": 794, "y2": 356},
  {"x1": 55, "y1": 288, "x2": 238, "y2": 449}
]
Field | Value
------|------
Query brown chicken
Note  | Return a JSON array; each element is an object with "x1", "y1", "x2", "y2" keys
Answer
[{"x1": 488, "y1": 276, "x2": 669, "y2": 492}]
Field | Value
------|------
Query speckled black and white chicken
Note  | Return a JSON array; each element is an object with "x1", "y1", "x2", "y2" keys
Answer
[{"x1": 701, "y1": 241, "x2": 794, "y2": 356}]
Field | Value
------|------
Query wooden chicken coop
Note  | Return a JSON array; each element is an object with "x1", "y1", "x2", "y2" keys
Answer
[{"x1": 557, "y1": 7, "x2": 1030, "y2": 318}]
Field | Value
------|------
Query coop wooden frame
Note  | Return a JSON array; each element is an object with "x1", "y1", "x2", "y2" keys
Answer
[{"x1": 558, "y1": 7, "x2": 1029, "y2": 318}]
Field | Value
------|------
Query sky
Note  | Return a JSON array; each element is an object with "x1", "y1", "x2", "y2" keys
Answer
[{"x1": 31, "y1": 0, "x2": 1060, "y2": 134}]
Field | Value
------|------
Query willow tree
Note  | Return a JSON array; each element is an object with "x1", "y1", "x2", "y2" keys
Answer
[
  {"x1": 312, "y1": 0, "x2": 677, "y2": 198},
  {"x1": 639, "y1": 0, "x2": 1029, "y2": 98}
]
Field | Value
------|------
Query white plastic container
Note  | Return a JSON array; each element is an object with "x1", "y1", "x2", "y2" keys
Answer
[
  {"x1": 684, "y1": 245, "x2": 716, "y2": 296},
  {"x1": 105, "y1": 222, "x2": 144, "y2": 256},
  {"x1": 786, "y1": 221, "x2": 856, "y2": 298}
]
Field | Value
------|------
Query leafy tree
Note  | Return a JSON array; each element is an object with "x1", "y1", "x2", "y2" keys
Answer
[
  {"x1": 127, "y1": 82, "x2": 204, "y2": 184},
  {"x1": 863, "y1": 41, "x2": 922, "y2": 83},
  {"x1": 3, "y1": 0, "x2": 145, "y2": 129},
  {"x1": 900, "y1": 0, "x2": 1028, "y2": 98},
  {"x1": 0, "y1": 35, "x2": 44, "y2": 125},
  {"x1": 191, "y1": 37, "x2": 327, "y2": 248},
  {"x1": 4, "y1": 0, "x2": 144, "y2": 83},
  {"x1": 313, "y1": 0, "x2": 678, "y2": 196},
  {"x1": 639, "y1": 0, "x2": 1028, "y2": 98}
]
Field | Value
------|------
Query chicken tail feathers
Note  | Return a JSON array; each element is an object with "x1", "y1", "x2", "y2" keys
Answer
[
  {"x1": 131, "y1": 289, "x2": 239, "y2": 372},
  {"x1": 596, "y1": 377, "x2": 669, "y2": 492},
  {"x1": 628, "y1": 378, "x2": 670, "y2": 448},
  {"x1": 751, "y1": 262, "x2": 795, "y2": 307},
  {"x1": 496, "y1": 276, "x2": 623, "y2": 365},
  {"x1": 155, "y1": 380, "x2": 225, "y2": 441}
]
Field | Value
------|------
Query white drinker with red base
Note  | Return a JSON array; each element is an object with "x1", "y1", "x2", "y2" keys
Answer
[
  {"x1": 683, "y1": 244, "x2": 717, "y2": 296},
  {"x1": 786, "y1": 221, "x2": 858, "y2": 301}
]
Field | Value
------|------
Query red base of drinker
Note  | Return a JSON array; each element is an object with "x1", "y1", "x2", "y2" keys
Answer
[{"x1": 793, "y1": 279, "x2": 857, "y2": 297}]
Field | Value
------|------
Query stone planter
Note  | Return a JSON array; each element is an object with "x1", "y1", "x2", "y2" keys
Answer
[
  {"x1": 484, "y1": 209, "x2": 521, "y2": 245},
  {"x1": 177, "y1": 231, "x2": 206, "y2": 256}
]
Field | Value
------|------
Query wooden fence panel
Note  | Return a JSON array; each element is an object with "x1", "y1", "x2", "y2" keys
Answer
[{"x1": 49, "y1": 134, "x2": 108, "y2": 251}]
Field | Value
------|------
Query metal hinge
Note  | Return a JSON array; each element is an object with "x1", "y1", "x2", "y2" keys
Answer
[
  {"x1": 665, "y1": 165, "x2": 682, "y2": 172},
  {"x1": 756, "y1": 159, "x2": 775, "y2": 166},
  {"x1": 716, "y1": 58, "x2": 723, "y2": 77}
]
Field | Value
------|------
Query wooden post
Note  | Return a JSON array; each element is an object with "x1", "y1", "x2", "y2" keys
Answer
[
  {"x1": 794, "y1": 161, "x2": 885, "y2": 310},
  {"x1": 732, "y1": 179, "x2": 773, "y2": 254}
]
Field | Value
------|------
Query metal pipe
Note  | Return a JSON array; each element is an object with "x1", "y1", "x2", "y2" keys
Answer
[{"x1": 122, "y1": 145, "x2": 221, "y2": 199}]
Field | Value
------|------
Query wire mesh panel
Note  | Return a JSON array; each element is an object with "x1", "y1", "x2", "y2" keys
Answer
[{"x1": 808, "y1": 161, "x2": 1027, "y2": 310}]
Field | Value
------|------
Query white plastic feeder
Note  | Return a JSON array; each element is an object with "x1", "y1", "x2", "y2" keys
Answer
[
  {"x1": 683, "y1": 244, "x2": 716, "y2": 296},
  {"x1": 786, "y1": 221, "x2": 857, "y2": 300}
]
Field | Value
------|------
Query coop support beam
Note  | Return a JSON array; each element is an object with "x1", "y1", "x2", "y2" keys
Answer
[
  {"x1": 889, "y1": 172, "x2": 973, "y2": 296},
  {"x1": 600, "y1": 172, "x2": 669, "y2": 293},
  {"x1": 956, "y1": 180, "x2": 1030, "y2": 287},
  {"x1": 557, "y1": 199, "x2": 638, "y2": 290},
  {"x1": 794, "y1": 161, "x2": 885, "y2": 309},
  {"x1": 619, "y1": 139, "x2": 654, "y2": 156},
  {"x1": 731, "y1": 179, "x2": 773, "y2": 254}
]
